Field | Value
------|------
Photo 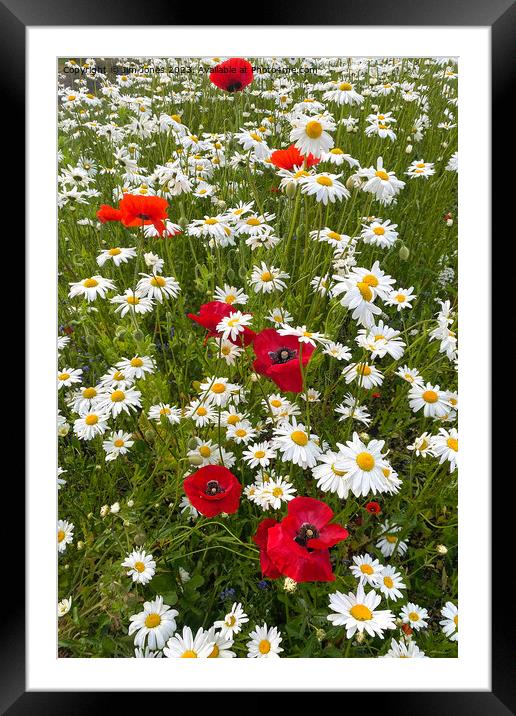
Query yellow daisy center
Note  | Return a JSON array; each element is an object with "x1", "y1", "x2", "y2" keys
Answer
[
  {"x1": 58, "y1": 372, "x2": 70, "y2": 381},
  {"x1": 127, "y1": 295, "x2": 140, "y2": 305},
  {"x1": 82, "y1": 387, "x2": 96, "y2": 398},
  {"x1": 422, "y1": 390, "x2": 438, "y2": 403},
  {"x1": 150, "y1": 276, "x2": 166, "y2": 287},
  {"x1": 350, "y1": 604, "x2": 372, "y2": 621},
  {"x1": 208, "y1": 645, "x2": 219, "y2": 658},
  {"x1": 181, "y1": 650, "x2": 197, "y2": 658},
  {"x1": 130, "y1": 357, "x2": 144, "y2": 367},
  {"x1": 386, "y1": 535, "x2": 397, "y2": 543},
  {"x1": 383, "y1": 576, "x2": 394, "y2": 588},
  {"x1": 375, "y1": 170, "x2": 389, "y2": 181},
  {"x1": 246, "y1": 217, "x2": 261, "y2": 226},
  {"x1": 373, "y1": 227, "x2": 385, "y2": 235},
  {"x1": 356, "y1": 452, "x2": 375, "y2": 471},
  {"x1": 447, "y1": 438, "x2": 458, "y2": 451},
  {"x1": 316, "y1": 176, "x2": 333, "y2": 186},
  {"x1": 305, "y1": 120, "x2": 323, "y2": 139},
  {"x1": 145, "y1": 613, "x2": 161, "y2": 628},
  {"x1": 363, "y1": 274, "x2": 379, "y2": 287},
  {"x1": 291, "y1": 430, "x2": 308, "y2": 446},
  {"x1": 114, "y1": 439, "x2": 125, "y2": 447},
  {"x1": 357, "y1": 282, "x2": 373, "y2": 301},
  {"x1": 108, "y1": 248, "x2": 121, "y2": 256},
  {"x1": 339, "y1": 82, "x2": 353, "y2": 91},
  {"x1": 58, "y1": 530, "x2": 65, "y2": 542},
  {"x1": 260, "y1": 271, "x2": 273, "y2": 282},
  {"x1": 360, "y1": 564, "x2": 374, "y2": 575},
  {"x1": 199, "y1": 446, "x2": 211, "y2": 458},
  {"x1": 255, "y1": 450, "x2": 266, "y2": 459},
  {"x1": 259, "y1": 639, "x2": 271, "y2": 654},
  {"x1": 196, "y1": 407, "x2": 207, "y2": 416},
  {"x1": 134, "y1": 561, "x2": 145, "y2": 573},
  {"x1": 408, "y1": 611, "x2": 420, "y2": 622},
  {"x1": 83, "y1": 278, "x2": 98, "y2": 288},
  {"x1": 211, "y1": 382, "x2": 226, "y2": 394},
  {"x1": 85, "y1": 414, "x2": 98, "y2": 425}
]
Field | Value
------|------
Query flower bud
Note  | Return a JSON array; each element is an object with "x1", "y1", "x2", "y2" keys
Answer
[
  {"x1": 399, "y1": 245, "x2": 410, "y2": 261},
  {"x1": 188, "y1": 454, "x2": 204, "y2": 466},
  {"x1": 405, "y1": 144, "x2": 413, "y2": 154},
  {"x1": 285, "y1": 181, "x2": 297, "y2": 199},
  {"x1": 436, "y1": 544, "x2": 448, "y2": 555}
]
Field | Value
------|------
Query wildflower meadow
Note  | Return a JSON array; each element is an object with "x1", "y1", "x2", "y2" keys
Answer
[{"x1": 57, "y1": 56, "x2": 458, "y2": 659}]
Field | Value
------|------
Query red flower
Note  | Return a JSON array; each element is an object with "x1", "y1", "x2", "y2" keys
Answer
[
  {"x1": 209, "y1": 58, "x2": 254, "y2": 93},
  {"x1": 371, "y1": 392, "x2": 381, "y2": 399},
  {"x1": 256, "y1": 497, "x2": 348, "y2": 583},
  {"x1": 187, "y1": 301, "x2": 255, "y2": 346},
  {"x1": 401, "y1": 623, "x2": 413, "y2": 636},
  {"x1": 253, "y1": 518, "x2": 282, "y2": 579},
  {"x1": 252, "y1": 328, "x2": 315, "y2": 393},
  {"x1": 118, "y1": 194, "x2": 169, "y2": 235},
  {"x1": 365, "y1": 501, "x2": 382, "y2": 515},
  {"x1": 270, "y1": 144, "x2": 320, "y2": 171},
  {"x1": 183, "y1": 465, "x2": 241, "y2": 518},
  {"x1": 97, "y1": 204, "x2": 122, "y2": 223}
]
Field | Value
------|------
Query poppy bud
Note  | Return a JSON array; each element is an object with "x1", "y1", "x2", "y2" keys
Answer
[
  {"x1": 238, "y1": 266, "x2": 248, "y2": 280},
  {"x1": 188, "y1": 454, "x2": 203, "y2": 466},
  {"x1": 406, "y1": 144, "x2": 413, "y2": 153},
  {"x1": 133, "y1": 329, "x2": 144, "y2": 342},
  {"x1": 187, "y1": 437, "x2": 199, "y2": 450},
  {"x1": 399, "y1": 245, "x2": 410, "y2": 261},
  {"x1": 285, "y1": 181, "x2": 297, "y2": 199},
  {"x1": 134, "y1": 531, "x2": 146, "y2": 545},
  {"x1": 144, "y1": 429, "x2": 154, "y2": 442},
  {"x1": 192, "y1": 380, "x2": 201, "y2": 391},
  {"x1": 226, "y1": 267, "x2": 235, "y2": 281},
  {"x1": 179, "y1": 215, "x2": 188, "y2": 230}
]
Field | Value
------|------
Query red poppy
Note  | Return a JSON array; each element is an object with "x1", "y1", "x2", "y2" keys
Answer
[
  {"x1": 270, "y1": 144, "x2": 320, "y2": 171},
  {"x1": 252, "y1": 328, "x2": 315, "y2": 393},
  {"x1": 371, "y1": 392, "x2": 381, "y2": 399},
  {"x1": 187, "y1": 301, "x2": 256, "y2": 346},
  {"x1": 365, "y1": 501, "x2": 382, "y2": 515},
  {"x1": 209, "y1": 58, "x2": 254, "y2": 93},
  {"x1": 401, "y1": 623, "x2": 413, "y2": 636},
  {"x1": 118, "y1": 194, "x2": 169, "y2": 235},
  {"x1": 183, "y1": 465, "x2": 241, "y2": 518},
  {"x1": 97, "y1": 204, "x2": 122, "y2": 223},
  {"x1": 256, "y1": 497, "x2": 348, "y2": 583},
  {"x1": 253, "y1": 518, "x2": 282, "y2": 579}
]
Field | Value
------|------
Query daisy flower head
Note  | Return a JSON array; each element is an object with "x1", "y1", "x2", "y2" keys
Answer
[
  {"x1": 57, "y1": 520, "x2": 74, "y2": 553},
  {"x1": 250, "y1": 262, "x2": 289, "y2": 294},
  {"x1": 400, "y1": 602, "x2": 429, "y2": 631},
  {"x1": 136, "y1": 273, "x2": 181, "y2": 302},
  {"x1": 163, "y1": 626, "x2": 215, "y2": 658},
  {"x1": 396, "y1": 365, "x2": 424, "y2": 386},
  {"x1": 148, "y1": 403, "x2": 182, "y2": 425},
  {"x1": 350, "y1": 553, "x2": 385, "y2": 586},
  {"x1": 408, "y1": 382, "x2": 450, "y2": 418},
  {"x1": 121, "y1": 549, "x2": 156, "y2": 585},
  {"x1": 327, "y1": 584, "x2": 396, "y2": 639},
  {"x1": 111, "y1": 289, "x2": 154, "y2": 317},
  {"x1": 213, "y1": 284, "x2": 249, "y2": 306},
  {"x1": 242, "y1": 441, "x2": 276, "y2": 469},
  {"x1": 199, "y1": 376, "x2": 240, "y2": 408},
  {"x1": 290, "y1": 114, "x2": 336, "y2": 158},
  {"x1": 68, "y1": 275, "x2": 116, "y2": 302},
  {"x1": 376, "y1": 522, "x2": 409, "y2": 558},
  {"x1": 359, "y1": 157, "x2": 406, "y2": 204},
  {"x1": 386, "y1": 286, "x2": 417, "y2": 311},
  {"x1": 246, "y1": 623, "x2": 284, "y2": 658},
  {"x1": 299, "y1": 172, "x2": 350, "y2": 205},
  {"x1": 96, "y1": 246, "x2": 137, "y2": 267},
  {"x1": 407, "y1": 432, "x2": 434, "y2": 457},
  {"x1": 382, "y1": 638, "x2": 428, "y2": 658},
  {"x1": 343, "y1": 362, "x2": 384, "y2": 390},
  {"x1": 439, "y1": 601, "x2": 458, "y2": 641},
  {"x1": 226, "y1": 419, "x2": 257, "y2": 445},
  {"x1": 260, "y1": 476, "x2": 297, "y2": 510},
  {"x1": 337, "y1": 432, "x2": 390, "y2": 497},
  {"x1": 431, "y1": 427, "x2": 458, "y2": 472},
  {"x1": 128, "y1": 596, "x2": 178, "y2": 651},
  {"x1": 272, "y1": 417, "x2": 322, "y2": 469},
  {"x1": 204, "y1": 628, "x2": 236, "y2": 658},
  {"x1": 57, "y1": 597, "x2": 72, "y2": 618},
  {"x1": 116, "y1": 355, "x2": 155, "y2": 381},
  {"x1": 406, "y1": 159, "x2": 435, "y2": 179},
  {"x1": 57, "y1": 367, "x2": 83, "y2": 390},
  {"x1": 323, "y1": 80, "x2": 364, "y2": 105},
  {"x1": 361, "y1": 219, "x2": 399, "y2": 249},
  {"x1": 311, "y1": 448, "x2": 350, "y2": 499},
  {"x1": 377, "y1": 565, "x2": 407, "y2": 601},
  {"x1": 103, "y1": 430, "x2": 134, "y2": 461},
  {"x1": 73, "y1": 409, "x2": 110, "y2": 441},
  {"x1": 96, "y1": 386, "x2": 142, "y2": 418},
  {"x1": 216, "y1": 310, "x2": 253, "y2": 342},
  {"x1": 214, "y1": 602, "x2": 249, "y2": 638}
]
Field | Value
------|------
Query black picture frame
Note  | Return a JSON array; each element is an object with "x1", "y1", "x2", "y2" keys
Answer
[{"x1": 6, "y1": 0, "x2": 509, "y2": 710}]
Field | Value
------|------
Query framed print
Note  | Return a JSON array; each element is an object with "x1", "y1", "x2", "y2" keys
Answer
[{"x1": 5, "y1": 0, "x2": 510, "y2": 710}]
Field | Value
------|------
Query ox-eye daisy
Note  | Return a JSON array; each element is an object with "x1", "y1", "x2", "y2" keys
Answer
[
  {"x1": 377, "y1": 566, "x2": 406, "y2": 601},
  {"x1": 148, "y1": 403, "x2": 181, "y2": 424},
  {"x1": 57, "y1": 367, "x2": 83, "y2": 390},
  {"x1": 337, "y1": 433, "x2": 390, "y2": 497},
  {"x1": 290, "y1": 114, "x2": 335, "y2": 158},
  {"x1": 57, "y1": 520, "x2": 74, "y2": 553},
  {"x1": 164, "y1": 626, "x2": 214, "y2": 658},
  {"x1": 97, "y1": 246, "x2": 137, "y2": 267},
  {"x1": 272, "y1": 418, "x2": 322, "y2": 469},
  {"x1": 246, "y1": 623, "x2": 284, "y2": 658},
  {"x1": 214, "y1": 602, "x2": 249, "y2": 638},
  {"x1": 327, "y1": 584, "x2": 396, "y2": 639},
  {"x1": 440, "y1": 601, "x2": 458, "y2": 642},
  {"x1": 299, "y1": 172, "x2": 350, "y2": 205},
  {"x1": 382, "y1": 638, "x2": 428, "y2": 658},
  {"x1": 431, "y1": 428, "x2": 458, "y2": 472},
  {"x1": 408, "y1": 382, "x2": 450, "y2": 418},
  {"x1": 242, "y1": 441, "x2": 276, "y2": 469},
  {"x1": 96, "y1": 386, "x2": 142, "y2": 417},
  {"x1": 376, "y1": 522, "x2": 408, "y2": 558},
  {"x1": 128, "y1": 596, "x2": 178, "y2": 651},
  {"x1": 400, "y1": 603, "x2": 429, "y2": 631},
  {"x1": 350, "y1": 554, "x2": 384, "y2": 586},
  {"x1": 122, "y1": 549, "x2": 156, "y2": 585},
  {"x1": 73, "y1": 410, "x2": 110, "y2": 440},
  {"x1": 69, "y1": 275, "x2": 116, "y2": 302},
  {"x1": 103, "y1": 430, "x2": 134, "y2": 461},
  {"x1": 250, "y1": 262, "x2": 289, "y2": 294}
]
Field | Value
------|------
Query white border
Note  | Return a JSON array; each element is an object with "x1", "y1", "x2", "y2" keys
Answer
[{"x1": 27, "y1": 26, "x2": 490, "y2": 690}]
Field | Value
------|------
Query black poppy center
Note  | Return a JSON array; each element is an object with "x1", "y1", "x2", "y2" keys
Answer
[
  {"x1": 205, "y1": 480, "x2": 225, "y2": 496},
  {"x1": 137, "y1": 213, "x2": 150, "y2": 220},
  {"x1": 294, "y1": 522, "x2": 320, "y2": 549},
  {"x1": 268, "y1": 347, "x2": 297, "y2": 364},
  {"x1": 226, "y1": 82, "x2": 242, "y2": 92}
]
